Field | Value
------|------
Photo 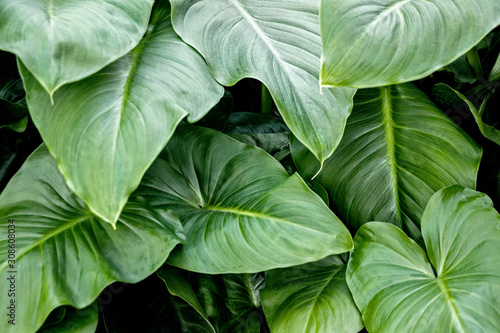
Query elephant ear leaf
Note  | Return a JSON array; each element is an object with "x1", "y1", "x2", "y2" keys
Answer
[
  {"x1": 347, "y1": 185, "x2": 500, "y2": 333},
  {"x1": 19, "y1": 0, "x2": 224, "y2": 225},
  {"x1": 320, "y1": 0, "x2": 500, "y2": 88},
  {"x1": 170, "y1": 0, "x2": 356, "y2": 166},
  {"x1": 0, "y1": 145, "x2": 185, "y2": 333},
  {"x1": 0, "y1": 0, "x2": 155, "y2": 96},
  {"x1": 134, "y1": 124, "x2": 353, "y2": 273}
]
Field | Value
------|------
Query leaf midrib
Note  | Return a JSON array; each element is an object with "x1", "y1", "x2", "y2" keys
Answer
[
  {"x1": 380, "y1": 87, "x2": 402, "y2": 224},
  {"x1": 0, "y1": 214, "x2": 92, "y2": 273},
  {"x1": 436, "y1": 277, "x2": 466, "y2": 333}
]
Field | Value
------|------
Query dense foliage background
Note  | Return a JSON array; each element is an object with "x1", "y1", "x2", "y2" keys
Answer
[{"x1": 0, "y1": 0, "x2": 499, "y2": 332}]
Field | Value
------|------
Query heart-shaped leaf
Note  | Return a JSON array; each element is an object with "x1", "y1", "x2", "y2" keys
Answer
[
  {"x1": 0, "y1": 145, "x2": 185, "y2": 333},
  {"x1": 261, "y1": 255, "x2": 363, "y2": 333},
  {"x1": 19, "y1": 0, "x2": 224, "y2": 225},
  {"x1": 320, "y1": 0, "x2": 500, "y2": 88},
  {"x1": 170, "y1": 0, "x2": 356, "y2": 165},
  {"x1": 292, "y1": 83, "x2": 481, "y2": 241},
  {"x1": 133, "y1": 124, "x2": 353, "y2": 273},
  {"x1": 347, "y1": 186, "x2": 500, "y2": 333},
  {"x1": 0, "y1": 0, "x2": 154, "y2": 96}
]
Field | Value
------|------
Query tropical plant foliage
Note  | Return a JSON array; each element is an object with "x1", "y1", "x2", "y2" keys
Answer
[{"x1": 0, "y1": 0, "x2": 499, "y2": 332}]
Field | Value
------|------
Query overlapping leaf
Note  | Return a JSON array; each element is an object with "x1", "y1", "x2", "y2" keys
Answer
[
  {"x1": 170, "y1": 0, "x2": 356, "y2": 165},
  {"x1": 320, "y1": 0, "x2": 500, "y2": 88},
  {"x1": 38, "y1": 303, "x2": 98, "y2": 333},
  {"x1": 133, "y1": 124, "x2": 353, "y2": 273},
  {"x1": 292, "y1": 83, "x2": 481, "y2": 241},
  {"x1": 20, "y1": 0, "x2": 224, "y2": 225},
  {"x1": 0, "y1": 145, "x2": 185, "y2": 333},
  {"x1": 347, "y1": 186, "x2": 500, "y2": 332},
  {"x1": 261, "y1": 256, "x2": 363, "y2": 333},
  {"x1": 0, "y1": 0, "x2": 154, "y2": 95}
]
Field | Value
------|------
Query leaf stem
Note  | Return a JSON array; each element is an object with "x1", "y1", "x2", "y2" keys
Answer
[
  {"x1": 466, "y1": 48, "x2": 483, "y2": 78},
  {"x1": 261, "y1": 83, "x2": 272, "y2": 114}
]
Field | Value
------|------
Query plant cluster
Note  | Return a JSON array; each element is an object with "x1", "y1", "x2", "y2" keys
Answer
[{"x1": 0, "y1": 0, "x2": 500, "y2": 332}]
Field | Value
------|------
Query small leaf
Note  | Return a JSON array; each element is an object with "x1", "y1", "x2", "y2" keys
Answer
[
  {"x1": 490, "y1": 52, "x2": 500, "y2": 81},
  {"x1": 437, "y1": 83, "x2": 500, "y2": 146},
  {"x1": 0, "y1": 0, "x2": 154, "y2": 95},
  {"x1": 261, "y1": 256, "x2": 363, "y2": 333},
  {"x1": 134, "y1": 124, "x2": 353, "y2": 273},
  {"x1": 320, "y1": 0, "x2": 500, "y2": 88},
  {"x1": 38, "y1": 303, "x2": 98, "y2": 333},
  {"x1": 347, "y1": 186, "x2": 500, "y2": 332}
]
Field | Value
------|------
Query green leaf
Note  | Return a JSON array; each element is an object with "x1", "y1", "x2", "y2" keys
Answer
[
  {"x1": 19, "y1": 0, "x2": 224, "y2": 225},
  {"x1": 490, "y1": 51, "x2": 500, "y2": 81},
  {"x1": 170, "y1": 0, "x2": 356, "y2": 165},
  {"x1": 261, "y1": 256, "x2": 363, "y2": 333},
  {"x1": 0, "y1": 0, "x2": 154, "y2": 96},
  {"x1": 0, "y1": 78, "x2": 28, "y2": 133},
  {"x1": 38, "y1": 303, "x2": 98, "y2": 333},
  {"x1": 347, "y1": 186, "x2": 500, "y2": 332},
  {"x1": 438, "y1": 83, "x2": 500, "y2": 146},
  {"x1": 443, "y1": 55, "x2": 477, "y2": 84},
  {"x1": 320, "y1": 0, "x2": 500, "y2": 88},
  {"x1": 292, "y1": 84, "x2": 481, "y2": 241},
  {"x1": 133, "y1": 124, "x2": 353, "y2": 273},
  {"x1": 157, "y1": 266, "x2": 216, "y2": 333},
  {"x1": 0, "y1": 145, "x2": 185, "y2": 333}
]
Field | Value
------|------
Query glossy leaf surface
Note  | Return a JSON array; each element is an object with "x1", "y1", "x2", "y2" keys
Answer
[
  {"x1": 20, "y1": 1, "x2": 223, "y2": 225},
  {"x1": 292, "y1": 84, "x2": 481, "y2": 240},
  {"x1": 0, "y1": 146, "x2": 185, "y2": 333},
  {"x1": 0, "y1": 0, "x2": 154, "y2": 95},
  {"x1": 170, "y1": 0, "x2": 356, "y2": 165},
  {"x1": 261, "y1": 256, "x2": 363, "y2": 333},
  {"x1": 320, "y1": 0, "x2": 500, "y2": 88},
  {"x1": 134, "y1": 124, "x2": 353, "y2": 273},
  {"x1": 347, "y1": 186, "x2": 500, "y2": 332}
]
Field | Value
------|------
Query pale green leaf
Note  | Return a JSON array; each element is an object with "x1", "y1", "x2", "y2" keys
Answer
[
  {"x1": 0, "y1": 145, "x2": 186, "y2": 333},
  {"x1": 133, "y1": 124, "x2": 353, "y2": 273},
  {"x1": 170, "y1": 0, "x2": 356, "y2": 165},
  {"x1": 320, "y1": 0, "x2": 500, "y2": 88},
  {"x1": 347, "y1": 186, "x2": 500, "y2": 332},
  {"x1": 19, "y1": 0, "x2": 224, "y2": 224},
  {"x1": 0, "y1": 0, "x2": 154, "y2": 95},
  {"x1": 292, "y1": 83, "x2": 481, "y2": 241},
  {"x1": 261, "y1": 256, "x2": 363, "y2": 333}
]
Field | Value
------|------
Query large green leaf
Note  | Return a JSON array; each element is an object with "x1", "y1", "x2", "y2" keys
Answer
[
  {"x1": 170, "y1": 0, "x2": 356, "y2": 165},
  {"x1": 19, "y1": 1, "x2": 224, "y2": 225},
  {"x1": 292, "y1": 83, "x2": 481, "y2": 241},
  {"x1": 0, "y1": 145, "x2": 185, "y2": 333},
  {"x1": 261, "y1": 255, "x2": 363, "y2": 333},
  {"x1": 347, "y1": 186, "x2": 500, "y2": 332},
  {"x1": 133, "y1": 124, "x2": 353, "y2": 273},
  {"x1": 0, "y1": 0, "x2": 154, "y2": 96},
  {"x1": 320, "y1": 0, "x2": 500, "y2": 88}
]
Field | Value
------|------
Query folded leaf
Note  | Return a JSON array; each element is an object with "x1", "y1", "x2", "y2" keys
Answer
[
  {"x1": 347, "y1": 186, "x2": 500, "y2": 332},
  {"x1": 261, "y1": 256, "x2": 363, "y2": 333},
  {"x1": 292, "y1": 84, "x2": 481, "y2": 242},
  {"x1": 320, "y1": 0, "x2": 500, "y2": 88},
  {"x1": 134, "y1": 124, "x2": 353, "y2": 273},
  {"x1": 170, "y1": 0, "x2": 356, "y2": 165},
  {"x1": 38, "y1": 303, "x2": 98, "y2": 333},
  {"x1": 19, "y1": 0, "x2": 224, "y2": 225},
  {"x1": 0, "y1": 145, "x2": 186, "y2": 333},
  {"x1": 0, "y1": 0, "x2": 154, "y2": 95}
]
